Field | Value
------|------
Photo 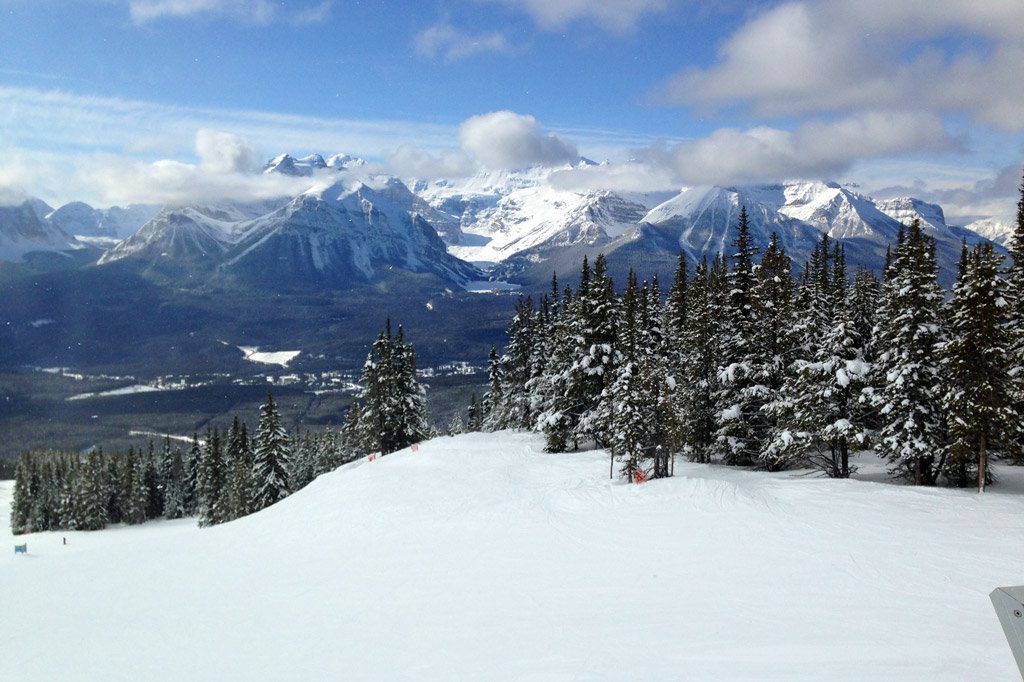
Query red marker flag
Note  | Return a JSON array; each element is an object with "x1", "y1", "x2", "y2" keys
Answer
[{"x1": 634, "y1": 470, "x2": 648, "y2": 484}]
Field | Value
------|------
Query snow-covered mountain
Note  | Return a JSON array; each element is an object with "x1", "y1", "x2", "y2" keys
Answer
[
  {"x1": 412, "y1": 173, "x2": 995, "y2": 286},
  {"x1": 0, "y1": 198, "x2": 81, "y2": 262},
  {"x1": 101, "y1": 168, "x2": 480, "y2": 287},
  {"x1": 3, "y1": 153, "x2": 1010, "y2": 287},
  {"x1": 47, "y1": 201, "x2": 160, "y2": 240},
  {"x1": 964, "y1": 217, "x2": 1015, "y2": 246}
]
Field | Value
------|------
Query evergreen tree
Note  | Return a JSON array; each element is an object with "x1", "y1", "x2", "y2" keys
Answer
[
  {"x1": 1003, "y1": 169, "x2": 1024, "y2": 463},
  {"x1": 940, "y1": 242, "x2": 1016, "y2": 491},
  {"x1": 754, "y1": 233, "x2": 800, "y2": 470},
  {"x1": 197, "y1": 426, "x2": 226, "y2": 526},
  {"x1": 161, "y1": 438, "x2": 186, "y2": 520},
  {"x1": 447, "y1": 412, "x2": 465, "y2": 436},
  {"x1": 182, "y1": 434, "x2": 201, "y2": 516},
  {"x1": 481, "y1": 345, "x2": 503, "y2": 431},
  {"x1": 124, "y1": 448, "x2": 148, "y2": 525},
  {"x1": 252, "y1": 392, "x2": 292, "y2": 512},
  {"x1": 769, "y1": 291, "x2": 871, "y2": 477},
  {"x1": 466, "y1": 393, "x2": 483, "y2": 432},
  {"x1": 679, "y1": 257, "x2": 722, "y2": 463},
  {"x1": 871, "y1": 219, "x2": 947, "y2": 484},
  {"x1": 355, "y1": 320, "x2": 430, "y2": 455},
  {"x1": 290, "y1": 428, "x2": 317, "y2": 493}
]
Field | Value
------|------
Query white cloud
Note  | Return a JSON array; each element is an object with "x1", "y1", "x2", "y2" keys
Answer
[
  {"x1": 548, "y1": 161, "x2": 677, "y2": 193},
  {"x1": 125, "y1": 0, "x2": 332, "y2": 24},
  {"x1": 128, "y1": 0, "x2": 276, "y2": 23},
  {"x1": 291, "y1": 1, "x2": 332, "y2": 25},
  {"x1": 661, "y1": 112, "x2": 957, "y2": 186},
  {"x1": 79, "y1": 152, "x2": 320, "y2": 208},
  {"x1": 414, "y1": 22, "x2": 512, "y2": 62},
  {"x1": 385, "y1": 144, "x2": 477, "y2": 180},
  {"x1": 458, "y1": 111, "x2": 578, "y2": 169},
  {"x1": 654, "y1": 1, "x2": 1024, "y2": 132},
  {"x1": 194, "y1": 129, "x2": 262, "y2": 174},
  {"x1": 490, "y1": 0, "x2": 671, "y2": 32}
]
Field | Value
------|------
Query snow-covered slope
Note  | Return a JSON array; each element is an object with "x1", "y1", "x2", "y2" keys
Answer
[{"x1": 4, "y1": 431, "x2": 1022, "y2": 682}]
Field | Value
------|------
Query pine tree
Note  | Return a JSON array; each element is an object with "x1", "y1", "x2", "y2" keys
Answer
[
  {"x1": 940, "y1": 242, "x2": 1016, "y2": 491},
  {"x1": 871, "y1": 219, "x2": 947, "y2": 484},
  {"x1": 182, "y1": 434, "x2": 201, "y2": 516},
  {"x1": 161, "y1": 437, "x2": 186, "y2": 520},
  {"x1": 251, "y1": 392, "x2": 292, "y2": 512},
  {"x1": 481, "y1": 345, "x2": 502, "y2": 431},
  {"x1": 1003, "y1": 168, "x2": 1024, "y2": 463},
  {"x1": 495, "y1": 296, "x2": 538, "y2": 430},
  {"x1": 754, "y1": 233, "x2": 800, "y2": 470},
  {"x1": 447, "y1": 412, "x2": 465, "y2": 436},
  {"x1": 355, "y1": 321, "x2": 430, "y2": 455},
  {"x1": 124, "y1": 448, "x2": 148, "y2": 525},
  {"x1": 197, "y1": 426, "x2": 226, "y2": 526},
  {"x1": 770, "y1": 290, "x2": 871, "y2": 477},
  {"x1": 679, "y1": 257, "x2": 722, "y2": 463},
  {"x1": 466, "y1": 393, "x2": 482, "y2": 432},
  {"x1": 10, "y1": 454, "x2": 36, "y2": 534}
]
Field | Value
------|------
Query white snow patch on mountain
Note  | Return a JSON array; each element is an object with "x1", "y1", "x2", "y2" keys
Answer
[
  {"x1": 238, "y1": 346, "x2": 301, "y2": 366},
  {"x1": 3, "y1": 431, "x2": 1022, "y2": 681}
]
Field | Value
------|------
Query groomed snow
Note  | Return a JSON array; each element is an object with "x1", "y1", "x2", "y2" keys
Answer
[{"x1": 2, "y1": 431, "x2": 1022, "y2": 681}]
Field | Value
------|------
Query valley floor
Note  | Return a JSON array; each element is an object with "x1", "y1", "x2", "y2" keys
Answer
[{"x1": 2, "y1": 432, "x2": 1023, "y2": 681}]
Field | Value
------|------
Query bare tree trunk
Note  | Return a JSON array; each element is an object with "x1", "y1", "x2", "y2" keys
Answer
[
  {"x1": 610, "y1": 450, "x2": 614, "y2": 480},
  {"x1": 979, "y1": 431, "x2": 987, "y2": 493}
]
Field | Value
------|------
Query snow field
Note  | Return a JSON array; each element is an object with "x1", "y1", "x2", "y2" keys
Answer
[{"x1": 2, "y1": 431, "x2": 1023, "y2": 681}]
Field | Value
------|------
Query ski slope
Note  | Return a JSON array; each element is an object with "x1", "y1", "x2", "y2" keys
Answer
[{"x1": 3, "y1": 431, "x2": 1023, "y2": 681}]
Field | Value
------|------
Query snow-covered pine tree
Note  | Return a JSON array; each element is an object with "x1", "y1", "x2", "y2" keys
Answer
[
  {"x1": 1003, "y1": 169, "x2": 1024, "y2": 463},
  {"x1": 481, "y1": 345, "x2": 502, "y2": 431},
  {"x1": 447, "y1": 412, "x2": 464, "y2": 436},
  {"x1": 466, "y1": 393, "x2": 482, "y2": 432},
  {"x1": 871, "y1": 219, "x2": 947, "y2": 485},
  {"x1": 607, "y1": 272, "x2": 682, "y2": 479},
  {"x1": 222, "y1": 416, "x2": 253, "y2": 520},
  {"x1": 495, "y1": 295, "x2": 539, "y2": 430},
  {"x1": 679, "y1": 256, "x2": 723, "y2": 463},
  {"x1": 197, "y1": 426, "x2": 226, "y2": 527},
  {"x1": 714, "y1": 209, "x2": 761, "y2": 466},
  {"x1": 251, "y1": 392, "x2": 292, "y2": 512},
  {"x1": 940, "y1": 242, "x2": 1016, "y2": 491},
  {"x1": 124, "y1": 448, "x2": 148, "y2": 525},
  {"x1": 313, "y1": 423, "x2": 344, "y2": 476},
  {"x1": 769, "y1": 287, "x2": 871, "y2": 478},
  {"x1": 571, "y1": 254, "x2": 619, "y2": 447},
  {"x1": 753, "y1": 233, "x2": 800, "y2": 470},
  {"x1": 161, "y1": 437, "x2": 186, "y2": 520},
  {"x1": 355, "y1": 321, "x2": 430, "y2": 455},
  {"x1": 182, "y1": 433, "x2": 201, "y2": 516},
  {"x1": 78, "y1": 449, "x2": 109, "y2": 530},
  {"x1": 289, "y1": 428, "x2": 317, "y2": 493}
]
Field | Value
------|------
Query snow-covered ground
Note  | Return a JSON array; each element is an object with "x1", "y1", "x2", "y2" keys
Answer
[{"x1": 3, "y1": 432, "x2": 1023, "y2": 681}]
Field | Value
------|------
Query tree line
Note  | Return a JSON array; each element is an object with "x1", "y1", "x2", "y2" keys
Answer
[
  {"x1": 476, "y1": 173, "x2": 1024, "y2": 490},
  {"x1": 10, "y1": 319, "x2": 431, "y2": 533}
]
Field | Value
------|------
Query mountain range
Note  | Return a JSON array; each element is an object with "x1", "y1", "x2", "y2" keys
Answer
[{"x1": 1, "y1": 153, "x2": 1013, "y2": 290}]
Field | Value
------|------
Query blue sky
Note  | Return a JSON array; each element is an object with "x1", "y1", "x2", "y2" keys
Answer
[{"x1": 1, "y1": 0, "x2": 1022, "y2": 222}]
